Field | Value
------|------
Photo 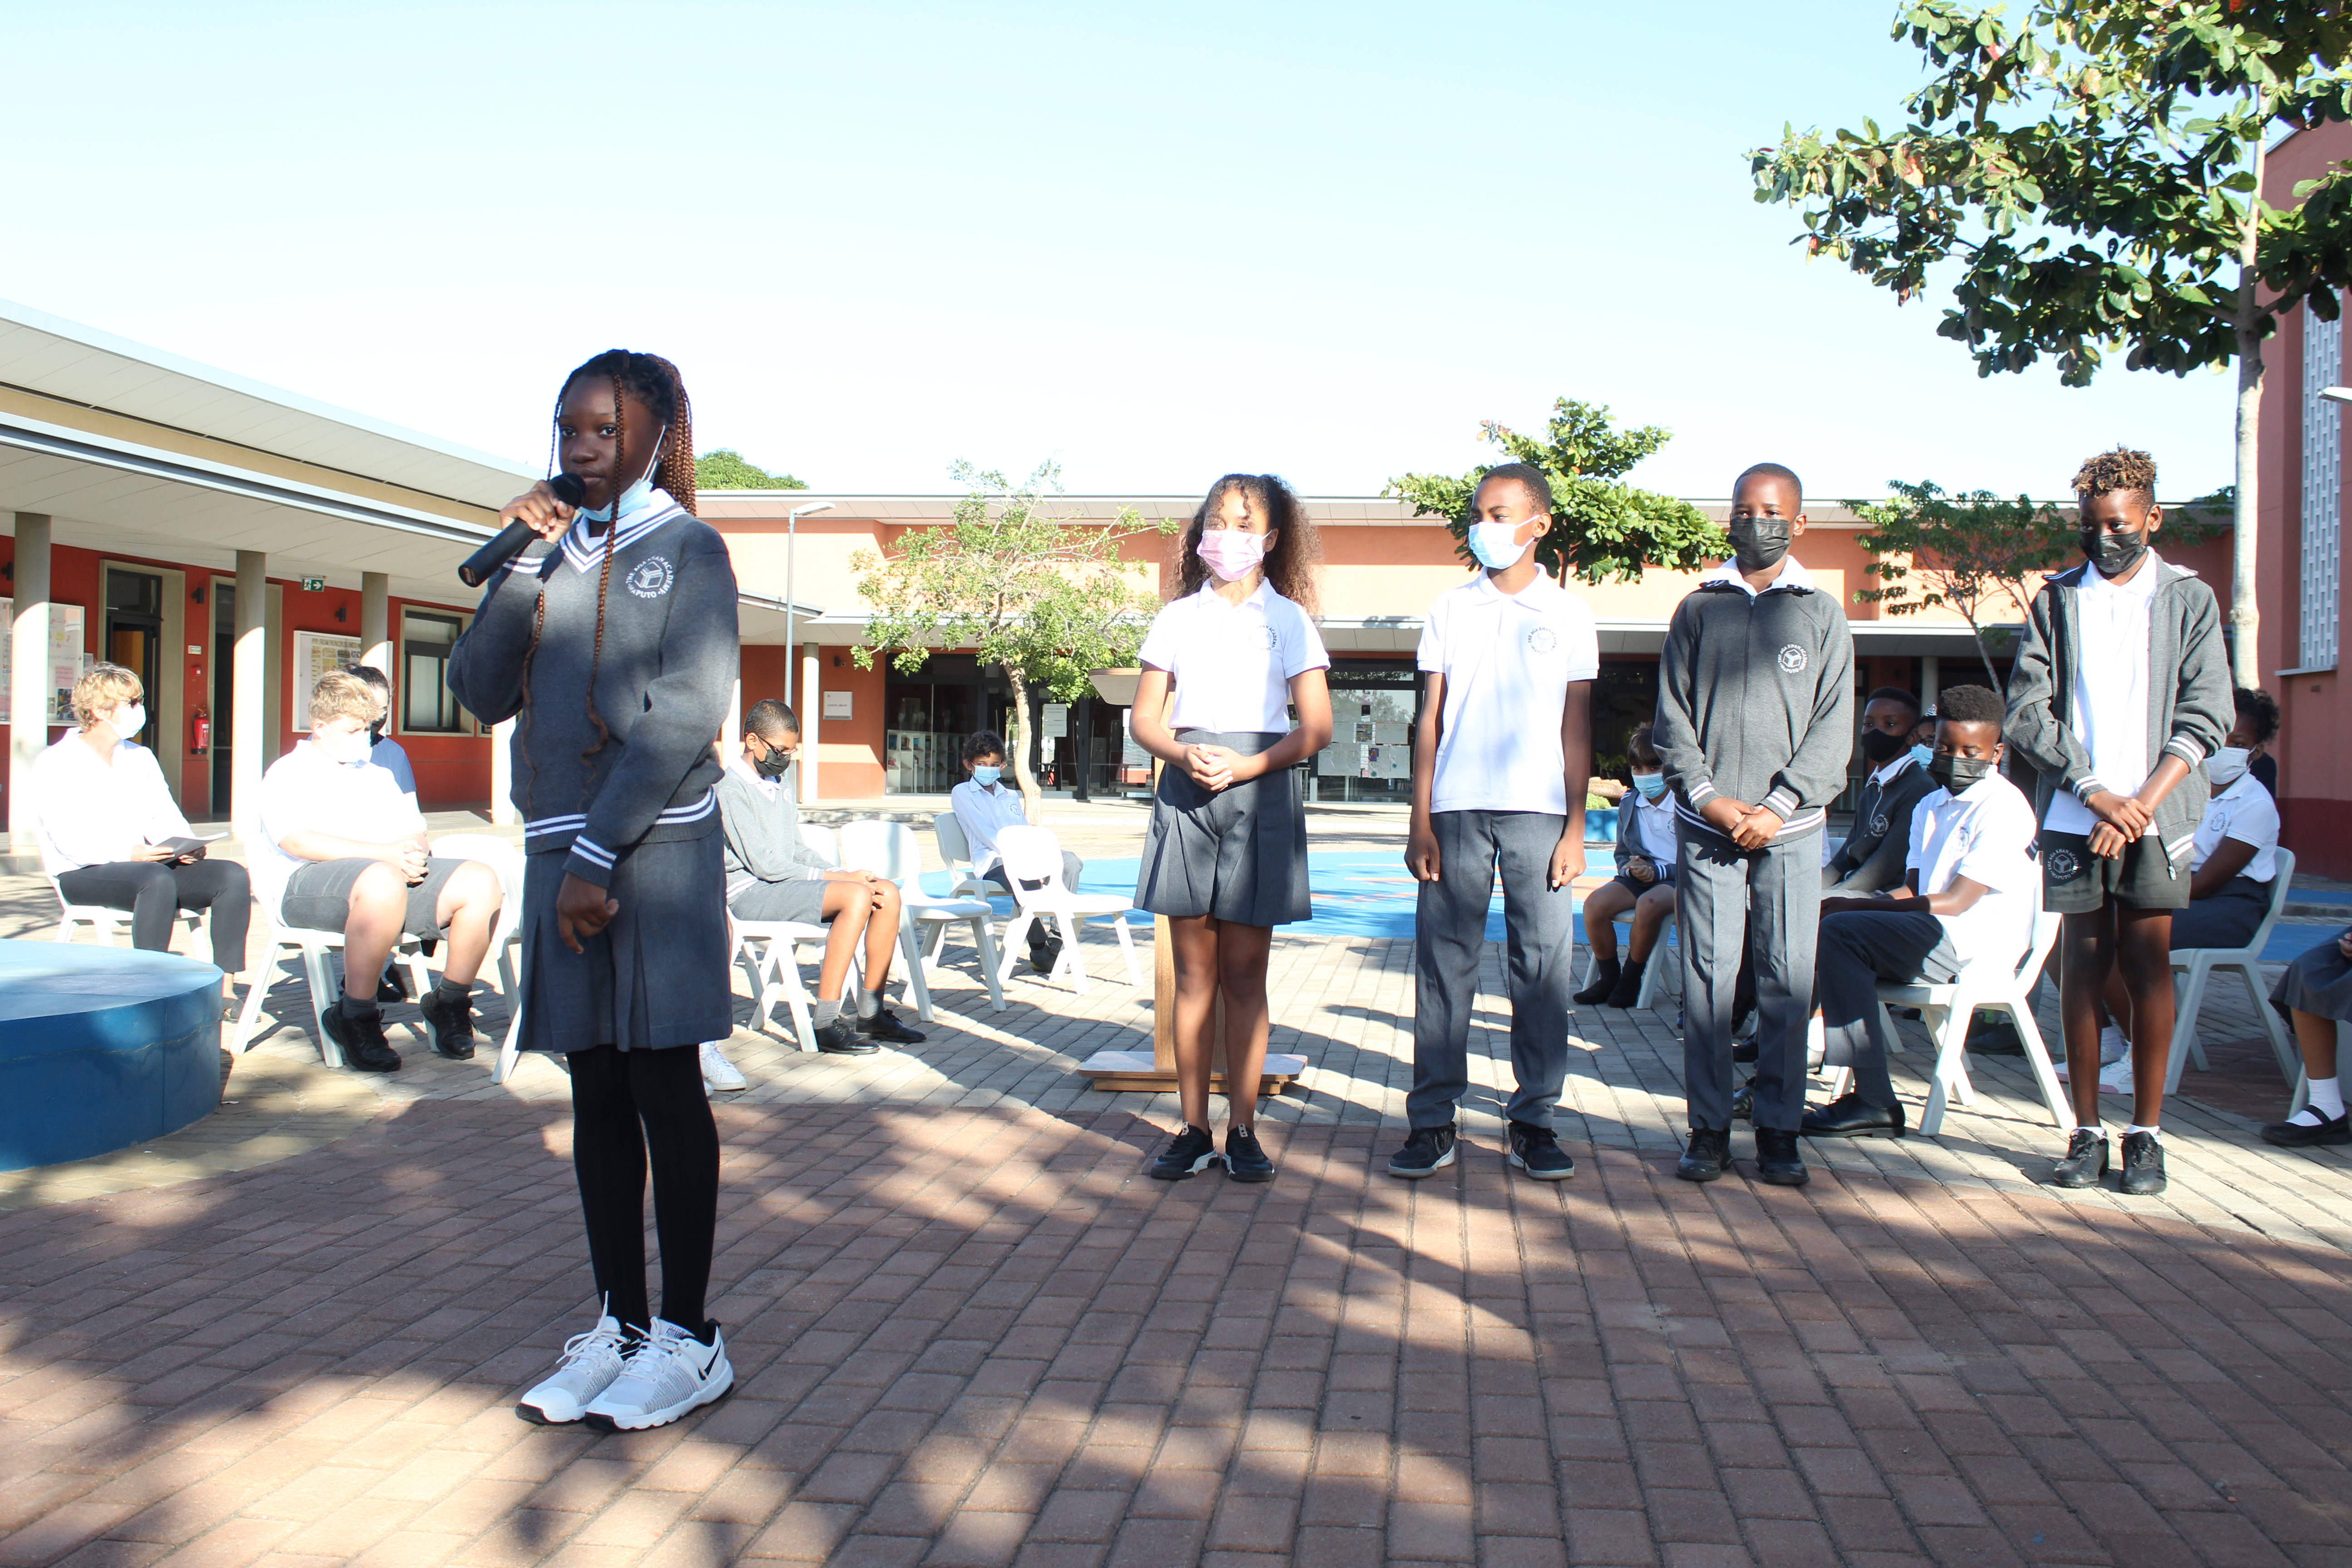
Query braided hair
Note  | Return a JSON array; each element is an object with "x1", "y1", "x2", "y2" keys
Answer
[{"x1": 517, "y1": 350, "x2": 698, "y2": 811}]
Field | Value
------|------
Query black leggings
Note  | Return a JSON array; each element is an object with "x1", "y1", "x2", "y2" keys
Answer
[
  {"x1": 567, "y1": 1043, "x2": 719, "y2": 1334},
  {"x1": 56, "y1": 859, "x2": 252, "y2": 972}
]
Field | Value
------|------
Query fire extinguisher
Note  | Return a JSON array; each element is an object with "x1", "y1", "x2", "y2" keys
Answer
[{"x1": 191, "y1": 707, "x2": 211, "y2": 755}]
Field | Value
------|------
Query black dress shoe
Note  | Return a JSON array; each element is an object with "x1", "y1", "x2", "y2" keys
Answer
[
  {"x1": 814, "y1": 1015, "x2": 877, "y2": 1055},
  {"x1": 1031, "y1": 936, "x2": 1063, "y2": 976},
  {"x1": 1731, "y1": 1040, "x2": 1759, "y2": 1064},
  {"x1": 2050, "y1": 1127, "x2": 2109, "y2": 1188},
  {"x1": 1573, "y1": 960, "x2": 1620, "y2": 1006},
  {"x1": 856, "y1": 1004, "x2": 927, "y2": 1044},
  {"x1": 323, "y1": 1006, "x2": 401, "y2": 1072},
  {"x1": 1753, "y1": 1127, "x2": 1810, "y2": 1186},
  {"x1": 1800, "y1": 1092, "x2": 1905, "y2": 1139},
  {"x1": 2117, "y1": 1130, "x2": 2167, "y2": 1196},
  {"x1": 2261, "y1": 1109, "x2": 2352, "y2": 1147},
  {"x1": 1678, "y1": 1127, "x2": 1731, "y2": 1182},
  {"x1": 1602, "y1": 959, "x2": 1647, "y2": 1009},
  {"x1": 1730, "y1": 1083, "x2": 1754, "y2": 1122}
]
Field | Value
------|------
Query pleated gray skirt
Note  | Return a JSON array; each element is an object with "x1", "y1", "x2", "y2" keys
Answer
[
  {"x1": 521, "y1": 828, "x2": 735, "y2": 1054},
  {"x1": 1136, "y1": 730, "x2": 1311, "y2": 927},
  {"x1": 2272, "y1": 926, "x2": 2352, "y2": 1024}
]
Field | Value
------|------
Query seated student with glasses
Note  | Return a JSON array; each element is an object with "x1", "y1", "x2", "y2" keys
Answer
[
  {"x1": 255, "y1": 670, "x2": 506, "y2": 1072},
  {"x1": 35, "y1": 662, "x2": 253, "y2": 1010}
]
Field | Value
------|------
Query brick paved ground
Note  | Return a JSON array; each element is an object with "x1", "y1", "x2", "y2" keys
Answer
[{"x1": 2, "y1": 815, "x2": 2350, "y2": 1567}]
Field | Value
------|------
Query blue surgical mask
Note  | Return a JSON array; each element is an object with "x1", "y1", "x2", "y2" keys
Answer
[
  {"x1": 1468, "y1": 519, "x2": 1533, "y2": 571},
  {"x1": 1910, "y1": 743, "x2": 1933, "y2": 770},
  {"x1": 580, "y1": 425, "x2": 666, "y2": 524},
  {"x1": 1632, "y1": 772, "x2": 1666, "y2": 800},
  {"x1": 971, "y1": 765, "x2": 1002, "y2": 786}
]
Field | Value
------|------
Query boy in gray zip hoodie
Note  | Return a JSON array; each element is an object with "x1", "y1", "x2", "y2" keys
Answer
[
  {"x1": 1652, "y1": 463, "x2": 1854, "y2": 1187},
  {"x1": 2004, "y1": 447, "x2": 2231, "y2": 1198}
]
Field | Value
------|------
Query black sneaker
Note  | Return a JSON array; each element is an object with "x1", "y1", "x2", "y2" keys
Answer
[
  {"x1": 2118, "y1": 1130, "x2": 2167, "y2": 1196},
  {"x1": 1224, "y1": 1126, "x2": 1274, "y2": 1182},
  {"x1": 2263, "y1": 1108, "x2": 2352, "y2": 1147},
  {"x1": 1506, "y1": 1121, "x2": 1575, "y2": 1181},
  {"x1": 323, "y1": 1005, "x2": 401, "y2": 1072},
  {"x1": 814, "y1": 1015, "x2": 877, "y2": 1055},
  {"x1": 1968, "y1": 1019, "x2": 2025, "y2": 1055},
  {"x1": 1572, "y1": 960, "x2": 1620, "y2": 1006},
  {"x1": 1602, "y1": 959, "x2": 1647, "y2": 1009},
  {"x1": 376, "y1": 967, "x2": 410, "y2": 1004},
  {"x1": 1754, "y1": 1127, "x2": 1810, "y2": 1186},
  {"x1": 2050, "y1": 1128, "x2": 2110, "y2": 1188},
  {"x1": 857, "y1": 1003, "x2": 927, "y2": 1044},
  {"x1": 1032, "y1": 936, "x2": 1063, "y2": 976},
  {"x1": 1150, "y1": 1125, "x2": 1218, "y2": 1181},
  {"x1": 1387, "y1": 1124, "x2": 1458, "y2": 1179},
  {"x1": 1678, "y1": 1127, "x2": 1731, "y2": 1182},
  {"x1": 418, "y1": 988, "x2": 477, "y2": 1061}
]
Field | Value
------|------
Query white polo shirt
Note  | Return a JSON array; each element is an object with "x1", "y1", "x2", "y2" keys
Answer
[
  {"x1": 1417, "y1": 567, "x2": 1601, "y2": 815},
  {"x1": 256, "y1": 740, "x2": 427, "y2": 909},
  {"x1": 31, "y1": 734, "x2": 193, "y2": 877},
  {"x1": 951, "y1": 778, "x2": 1031, "y2": 875},
  {"x1": 2044, "y1": 555, "x2": 2159, "y2": 834},
  {"x1": 1906, "y1": 769, "x2": 2040, "y2": 970},
  {"x1": 2190, "y1": 773, "x2": 2280, "y2": 882},
  {"x1": 1137, "y1": 581, "x2": 1329, "y2": 734}
]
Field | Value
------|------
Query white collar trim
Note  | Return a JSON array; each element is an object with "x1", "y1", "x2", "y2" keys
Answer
[
  {"x1": 1697, "y1": 555, "x2": 1816, "y2": 597},
  {"x1": 561, "y1": 489, "x2": 686, "y2": 573}
]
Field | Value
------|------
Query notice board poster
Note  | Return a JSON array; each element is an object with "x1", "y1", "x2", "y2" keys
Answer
[
  {"x1": 292, "y1": 632, "x2": 363, "y2": 730},
  {"x1": 47, "y1": 605, "x2": 84, "y2": 726}
]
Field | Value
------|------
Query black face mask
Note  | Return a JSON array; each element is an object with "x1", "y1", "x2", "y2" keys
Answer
[
  {"x1": 752, "y1": 743, "x2": 794, "y2": 779},
  {"x1": 1727, "y1": 515, "x2": 1791, "y2": 573},
  {"x1": 1860, "y1": 727, "x2": 1908, "y2": 764},
  {"x1": 2081, "y1": 522, "x2": 2149, "y2": 578},
  {"x1": 1928, "y1": 753, "x2": 1997, "y2": 793}
]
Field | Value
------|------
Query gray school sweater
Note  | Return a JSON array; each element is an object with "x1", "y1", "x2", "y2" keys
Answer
[
  {"x1": 1651, "y1": 563, "x2": 1855, "y2": 841},
  {"x1": 715, "y1": 764, "x2": 829, "y2": 900},
  {"x1": 448, "y1": 499, "x2": 739, "y2": 888}
]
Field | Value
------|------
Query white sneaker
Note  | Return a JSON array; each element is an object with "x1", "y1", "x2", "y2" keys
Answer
[
  {"x1": 583, "y1": 1318, "x2": 733, "y2": 1431},
  {"x1": 700, "y1": 1039, "x2": 746, "y2": 1093},
  {"x1": 2097, "y1": 1058, "x2": 2136, "y2": 1096},
  {"x1": 2098, "y1": 1024, "x2": 2130, "y2": 1066},
  {"x1": 515, "y1": 1312, "x2": 632, "y2": 1424}
]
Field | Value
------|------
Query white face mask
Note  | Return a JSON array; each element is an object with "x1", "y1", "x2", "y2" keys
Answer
[
  {"x1": 314, "y1": 725, "x2": 371, "y2": 765},
  {"x1": 582, "y1": 423, "x2": 667, "y2": 524},
  {"x1": 2208, "y1": 746, "x2": 2251, "y2": 788},
  {"x1": 109, "y1": 703, "x2": 147, "y2": 739},
  {"x1": 1468, "y1": 518, "x2": 1533, "y2": 570}
]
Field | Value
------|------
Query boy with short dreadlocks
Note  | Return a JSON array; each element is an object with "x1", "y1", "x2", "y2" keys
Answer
[
  {"x1": 2005, "y1": 446, "x2": 2231, "y2": 1198},
  {"x1": 449, "y1": 350, "x2": 740, "y2": 1431}
]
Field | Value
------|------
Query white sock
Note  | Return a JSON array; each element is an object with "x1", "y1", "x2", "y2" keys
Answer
[
  {"x1": 2076, "y1": 1124, "x2": 2104, "y2": 1138},
  {"x1": 2308, "y1": 1076, "x2": 2346, "y2": 1121},
  {"x1": 1806, "y1": 1014, "x2": 1826, "y2": 1060},
  {"x1": 2126, "y1": 1123, "x2": 2161, "y2": 1140},
  {"x1": 2098, "y1": 1025, "x2": 2128, "y2": 1066}
]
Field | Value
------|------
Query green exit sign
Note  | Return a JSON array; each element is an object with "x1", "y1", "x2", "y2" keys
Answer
[{"x1": 300, "y1": 577, "x2": 326, "y2": 592}]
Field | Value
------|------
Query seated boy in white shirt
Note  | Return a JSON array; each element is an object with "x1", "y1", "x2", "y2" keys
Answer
[
  {"x1": 951, "y1": 729, "x2": 1085, "y2": 976},
  {"x1": 258, "y1": 670, "x2": 506, "y2": 1073},
  {"x1": 1573, "y1": 724, "x2": 1677, "y2": 1008},
  {"x1": 1798, "y1": 685, "x2": 2039, "y2": 1138}
]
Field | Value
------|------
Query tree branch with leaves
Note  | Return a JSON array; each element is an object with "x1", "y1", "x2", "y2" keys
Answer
[{"x1": 852, "y1": 461, "x2": 1179, "y2": 819}]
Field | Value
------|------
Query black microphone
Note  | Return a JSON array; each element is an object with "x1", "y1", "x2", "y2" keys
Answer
[{"x1": 459, "y1": 473, "x2": 587, "y2": 588}]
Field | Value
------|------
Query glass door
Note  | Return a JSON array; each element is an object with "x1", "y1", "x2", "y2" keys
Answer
[{"x1": 104, "y1": 568, "x2": 163, "y2": 750}]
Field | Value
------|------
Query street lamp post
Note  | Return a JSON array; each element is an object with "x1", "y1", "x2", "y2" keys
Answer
[{"x1": 784, "y1": 500, "x2": 834, "y2": 707}]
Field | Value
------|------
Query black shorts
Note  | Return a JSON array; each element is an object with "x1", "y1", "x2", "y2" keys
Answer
[
  {"x1": 281, "y1": 856, "x2": 465, "y2": 938},
  {"x1": 2038, "y1": 829, "x2": 2189, "y2": 913}
]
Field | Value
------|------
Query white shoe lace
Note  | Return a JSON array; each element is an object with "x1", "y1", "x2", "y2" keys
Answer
[
  {"x1": 603, "y1": 1320, "x2": 710, "y2": 1411},
  {"x1": 560, "y1": 1320, "x2": 628, "y2": 1372}
]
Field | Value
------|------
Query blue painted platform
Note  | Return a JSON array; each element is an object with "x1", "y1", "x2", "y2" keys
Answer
[{"x1": 0, "y1": 940, "x2": 224, "y2": 1172}]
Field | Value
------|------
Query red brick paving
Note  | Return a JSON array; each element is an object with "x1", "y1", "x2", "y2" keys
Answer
[{"x1": 3, "y1": 1097, "x2": 2352, "y2": 1567}]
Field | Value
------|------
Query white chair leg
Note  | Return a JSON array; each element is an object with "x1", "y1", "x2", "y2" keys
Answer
[
  {"x1": 2237, "y1": 960, "x2": 2300, "y2": 1090},
  {"x1": 227, "y1": 961, "x2": 271, "y2": 1056},
  {"x1": 998, "y1": 912, "x2": 1034, "y2": 986},
  {"x1": 898, "y1": 916, "x2": 934, "y2": 1022},
  {"x1": 301, "y1": 946, "x2": 342, "y2": 1068},
  {"x1": 494, "y1": 992, "x2": 526, "y2": 1085},
  {"x1": 1879, "y1": 1000, "x2": 1906, "y2": 1055},
  {"x1": 1112, "y1": 914, "x2": 1142, "y2": 987},
  {"x1": 1919, "y1": 1005, "x2": 1972, "y2": 1136},
  {"x1": 2165, "y1": 960, "x2": 2209, "y2": 1095},
  {"x1": 2002, "y1": 1000, "x2": 2071, "y2": 1130},
  {"x1": 970, "y1": 917, "x2": 1005, "y2": 1011},
  {"x1": 2181, "y1": 961, "x2": 2213, "y2": 1072},
  {"x1": 1056, "y1": 913, "x2": 1088, "y2": 994}
]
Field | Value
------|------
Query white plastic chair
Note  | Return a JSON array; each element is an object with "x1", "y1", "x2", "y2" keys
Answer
[
  {"x1": 931, "y1": 813, "x2": 998, "y2": 899},
  {"x1": 1841, "y1": 906, "x2": 2067, "y2": 1137},
  {"x1": 50, "y1": 875, "x2": 208, "y2": 950},
  {"x1": 1576, "y1": 907, "x2": 1679, "y2": 1009},
  {"x1": 799, "y1": 823, "x2": 838, "y2": 868},
  {"x1": 732, "y1": 914, "x2": 833, "y2": 1052},
  {"x1": 838, "y1": 819, "x2": 1003, "y2": 1017},
  {"x1": 2162, "y1": 848, "x2": 2298, "y2": 1095},
  {"x1": 428, "y1": 833, "x2": 529, "y2": 1083},
  {"x1": 994, "y1": 824, "x2": 1141, "y2": 993},
  {"x1": 231, "y1": 873, "x2": 434, "y2": 1070}
]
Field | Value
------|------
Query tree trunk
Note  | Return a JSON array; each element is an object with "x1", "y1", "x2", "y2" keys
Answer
[
  {"x1": 2232, "y1": 134, "x2": 2267, "y2": 689},
  {"x1": 1005, "y1": 666, "x2": 1044, "y2": 824},
  {"x1": 1965, "y1": 617, "x2": 2000, "y2": 691}
]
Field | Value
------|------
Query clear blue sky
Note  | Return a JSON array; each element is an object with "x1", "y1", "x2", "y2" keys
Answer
[{"x1": 7, "y1": 0, "x2": 2235, "y2": 501}]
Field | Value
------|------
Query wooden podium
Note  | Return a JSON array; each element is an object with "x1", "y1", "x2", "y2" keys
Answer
[{"x1": 1074, "y1": 913, "x2": 1309, "y2": 1091}]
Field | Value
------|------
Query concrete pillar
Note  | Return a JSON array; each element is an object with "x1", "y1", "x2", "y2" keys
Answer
[
  {"x1": 1921, "y1": 655, "x2": 1941, "y2": 712},
  {"x1": 233, "y1": 550, "x2": 267, "y2": 833},
  {"x1": 799, "y1": 642, "x2": 820, "y2": 803},
  {"x1": 8, "y1": 514, "x2": 51, "y2": 845},
  {"x1": 723, "y1": 677, "x2": 741, "y2": 761},
  {"x1": 490, "y1": 716, "x2": 516, "y2": 827},
  {"x1": 360, "y1": 572, "x2": 392, "y2": 676}
]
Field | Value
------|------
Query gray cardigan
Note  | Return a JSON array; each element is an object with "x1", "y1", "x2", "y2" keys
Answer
[
  {"x1": 715, "y1": 764, "x2": 828, "y2": 897},
  {"x1": 2003, "y1": 555, "x2": 2232, "y2": 861}
]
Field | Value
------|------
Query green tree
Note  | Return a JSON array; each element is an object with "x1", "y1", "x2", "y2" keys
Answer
[
  {"x1": 1850, "y1": 482, "x2": 2076, "y2": 686},
  {"x1": 696, "y1": 448, "x2": 808, "y2": 490},
  {"x1": 1386, "y1": 399, "x2": 1729, "y2": 583},
  {"x1": 852, "y1": 461, "x2": 1179, "y2": 816},
  {"x1": 1751, "y1": 0, "x2": 2352, "y2": 686}
]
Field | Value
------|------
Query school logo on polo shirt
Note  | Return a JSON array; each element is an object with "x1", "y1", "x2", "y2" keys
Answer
[
  {"x1": 1260, "y1": 626, "x2": 1279, "y2": 650},
  {"x1": 1776, "y1": 643, "x2": 1807, "y2": 674},
  {"x1": 2046, "y1": 848, "x2": 2080, "y2": 881},
  {"x1": 1527, "y1": 626, "x2": 1558, "y2": 655},
  {"x1": 626, "y1": 556, "x2": 676, "y2": 599}
]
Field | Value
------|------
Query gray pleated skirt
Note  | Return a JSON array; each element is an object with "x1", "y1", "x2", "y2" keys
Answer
[
  {"x1": 1136, "y1": 730, "x2": 1311, "y2": 927},
  {"x1": 521, "y1": 829, "x2": 735, "y2": 1054},
  {"x1": 2272, "y1": 926, "x2": 2352, "y2": 1023}
]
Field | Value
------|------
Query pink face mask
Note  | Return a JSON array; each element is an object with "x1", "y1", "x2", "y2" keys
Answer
[{"x1": 1196, "y1": 528, "x2": 1267, "y2": 583}]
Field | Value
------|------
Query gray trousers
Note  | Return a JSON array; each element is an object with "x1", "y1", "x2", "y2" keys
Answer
[
  {"x1": 1678, "y1": 821, "x2": 1821, "y2": 1132},
  {"x1": 1817, "y1": 911, "x2": 1959, "y2": 1109},
  {"x1": 1409, "y1": 811, "x2": 1576, "y2": 1129}
]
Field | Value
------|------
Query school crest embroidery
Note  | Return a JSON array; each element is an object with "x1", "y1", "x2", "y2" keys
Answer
[
  {"x1": 1870, "y1": 813, "x2": 1890, "y2": 838},
  {"x1": 1526, "y1": 626, "x2": 1558, "y2": 655},
  {"x1": 2047, "y1": 848, "x2": 2081, "y2": 881},
  {"x1": 1776, "y1": 644, "x2": 1807, "y2": 675},
  {"x1": 1260, "y1": 626, "x2": 1279, "y2": 651},
  {"x1": 626, "y1": 556, "x2": 675, "y2": 600}
]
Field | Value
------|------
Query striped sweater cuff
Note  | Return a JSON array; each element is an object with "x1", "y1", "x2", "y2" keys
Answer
[
  {"x1": 2071, "y1": 777, "x2": 2107, "y2": 805},
  {"x1": 1761, "y1": 788, "x2": 1799, "y2": 820},
  {"x1": 2163, "y1": 736, "x2": 2208, "y2": 766},
  {"x1": 1683, "y1": 779, "x2": 1719, "y2": 807},
  {"x1": 566, "y1": 836, "x2": 617, "y2": 888}
]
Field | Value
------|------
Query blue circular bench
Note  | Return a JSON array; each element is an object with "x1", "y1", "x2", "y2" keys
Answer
[{"x1": 0, "y1": 939, "x2": 224, "y2": 1172}]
